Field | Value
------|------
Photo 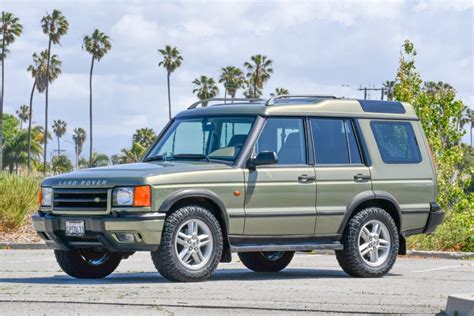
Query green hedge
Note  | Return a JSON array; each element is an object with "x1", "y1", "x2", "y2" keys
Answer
[{"x1": 0, "y1": 174, "x2": 40, "y2": 230}]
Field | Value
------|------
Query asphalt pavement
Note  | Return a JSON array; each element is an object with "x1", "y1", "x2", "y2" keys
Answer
[{"x1": 0, "y1": 250, "x2": 472, "y2": 315}]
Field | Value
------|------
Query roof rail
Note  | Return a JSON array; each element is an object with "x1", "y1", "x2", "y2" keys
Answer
[
  {"x1": 265, "y1": 94, "x2": 337, "y2": 106},
  {"x1": 188, "y1": 98, "x2": 263, "y2": 109}
]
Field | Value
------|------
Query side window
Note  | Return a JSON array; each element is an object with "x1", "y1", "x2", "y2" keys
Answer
[
  {"x1": 255, "y1": 118, "x2": 306, "y2": 165},
  {"x1": 370, "y1": 121, "x2": 422, "y2": 164},
  {"x1": 310, "y1": 118, "x2": 362, "y2": 164}
]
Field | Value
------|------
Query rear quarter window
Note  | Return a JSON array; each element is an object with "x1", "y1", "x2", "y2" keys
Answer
[{"x1": 370, "y1": 121, "x2": 422, "y2": 164}]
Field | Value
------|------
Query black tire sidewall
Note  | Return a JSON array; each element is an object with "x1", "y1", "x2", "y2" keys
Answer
[
  {"x1": 153, "y1": 205, "x2": 223, "y2": 282},
  {"x1": 54, "y1": 249, "x2": 121, "y2": 279},
  {"x1": 336, "y1": 207, "x2": 399, "y2": 277},
  {"x1": 238, "y1": 251, "x2": 295, "y2": 272}
]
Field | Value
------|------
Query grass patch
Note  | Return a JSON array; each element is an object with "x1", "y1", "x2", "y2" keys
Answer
[{"x1": 0, "y1": 174, "x2": 40, "y2": 230}]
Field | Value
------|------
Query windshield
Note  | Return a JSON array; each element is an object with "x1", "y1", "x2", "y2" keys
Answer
[{"x1": 146, "y1": 116, "x2": 256, "y2": 163}]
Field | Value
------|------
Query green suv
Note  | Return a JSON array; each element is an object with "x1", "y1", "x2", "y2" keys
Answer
[{"x1": 33, "y1": 95, "x2": 444, "y2": 282}]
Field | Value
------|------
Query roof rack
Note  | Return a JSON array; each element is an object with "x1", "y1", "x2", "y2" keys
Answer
[
  {"x1": 265, "y1": 95, "x2": 337, "y2": 106},
  {"x1": 188, "y1": 98, "x2": 263, "y2": 109}
]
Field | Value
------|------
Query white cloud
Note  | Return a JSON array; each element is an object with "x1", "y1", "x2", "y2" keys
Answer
[{"x1": 111, "y1": 14, "x2": 161, "y2": 46}]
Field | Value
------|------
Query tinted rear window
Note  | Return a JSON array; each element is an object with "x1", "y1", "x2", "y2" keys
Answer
[{"x1": 370, "y1": 121, "x2": 422, "y2": 164}]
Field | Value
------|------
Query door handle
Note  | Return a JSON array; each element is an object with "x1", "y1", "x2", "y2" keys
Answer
[
  {"x1": 298, "y1": 174, "x2": 316, "y2": 182},
  {"x1": 354, "y1": 173, "x2": 371, "y2": 182}
]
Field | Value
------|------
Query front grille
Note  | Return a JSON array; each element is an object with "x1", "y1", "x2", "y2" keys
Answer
[{"x1": 53, "y1": 188, "x2": 108, "y2": 212}]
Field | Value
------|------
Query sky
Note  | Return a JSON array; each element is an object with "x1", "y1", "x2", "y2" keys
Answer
[{"x1": 2, "y1": 0, "x2": 473, "y2": 161}]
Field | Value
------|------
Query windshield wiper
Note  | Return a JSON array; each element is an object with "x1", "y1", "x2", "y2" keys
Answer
[
  {"x1": 142, "y1": 154, "x2": 167, "y2": 162},
  {"x1": 170, "y1": 154, "x2": 211, "y2": 162}
]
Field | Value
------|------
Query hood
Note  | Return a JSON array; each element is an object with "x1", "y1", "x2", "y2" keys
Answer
[{"x1": 42, "y1": 161, "x2": 231, "y2": 188}]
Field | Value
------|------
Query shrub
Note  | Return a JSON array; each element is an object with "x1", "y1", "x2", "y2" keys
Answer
[{"x1": 0, "y1": 174, "x2": 40, "y2": 230}]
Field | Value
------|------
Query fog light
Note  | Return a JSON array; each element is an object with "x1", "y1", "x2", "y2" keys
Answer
[{"x1": 115, "y1": 232, "x2": 135, "y2": 242}]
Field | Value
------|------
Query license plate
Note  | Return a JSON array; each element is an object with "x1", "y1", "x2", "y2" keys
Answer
[{"x1": 65, "y1": 220, "x2": 85, "y2": 237}]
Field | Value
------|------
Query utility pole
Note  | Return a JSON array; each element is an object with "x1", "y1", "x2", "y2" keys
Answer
[{"x1": 358, "y1": 85, "x2": 385, "y2": 100}]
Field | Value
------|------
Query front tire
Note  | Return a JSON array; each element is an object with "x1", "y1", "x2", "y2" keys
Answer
[
  {"x1": 336, "y1": 207, "x2": 399, "y2": 278},
  {"x1": 238, "y1": 251, "x2": 294, "y2": 272},
  {"x1": 151, "y1": 205, "x2": 223, "y2": 282},
  {"x1": 54, "y1": 248, "x2": 122, "y2": 279}
]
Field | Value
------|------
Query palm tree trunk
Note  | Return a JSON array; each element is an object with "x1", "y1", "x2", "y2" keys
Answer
[
  {"x1": 0, "y1": 26, "x2": 5, "y2": 173},
  {"x1": 89, "y1": 55, "x2": 94, "y2": 167},
  {"x1": 75, "y1": 145, "x2": 78, "y2": 170},
  {"x1": 57, "y1": 136, "x2": 60, "y2": 158},
  {"x1": 471, "y1": 121, "x2": 473, "y2": 147},
  {"x1": 27, "y1": 79, "x2": 36, "y2": 174},
  {"x1": 43, "y1": 37, "x2": 52, "y2": 176},
  {"x1": 224, "y1": 89, "x2": 227, "y2": 104},
  {"x1": 167, "y1": 72, "x2": 171, "y2": 121}
]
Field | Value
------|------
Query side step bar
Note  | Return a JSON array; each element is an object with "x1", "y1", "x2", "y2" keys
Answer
[{"x1": 230, "y1": 241, "x2": 343, "y2": 253}]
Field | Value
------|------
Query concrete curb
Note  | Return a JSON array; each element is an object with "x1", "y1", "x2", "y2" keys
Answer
[
  {"x1": 0, "y1": 242, "x2": 48, "y2": 250},
  {"x1": 405, "y1": 250, "x2": 474, "y2": 260},
  {"x1": 443, "y1": 293, "x2": 474, "y2": 316},
  {"x1": 310, "y1": 249, "x2": 474, "y2": 259}
]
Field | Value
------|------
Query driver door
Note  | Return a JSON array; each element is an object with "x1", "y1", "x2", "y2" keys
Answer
[{"x1": 243, "y1": 117, "x2": 317, "y2": 235}]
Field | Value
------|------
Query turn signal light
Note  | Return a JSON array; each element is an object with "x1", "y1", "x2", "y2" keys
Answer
[
  {"x1": 134, "y1": 185, "x2": 151, "y2": 207},
  {"x1": 38, "y1": 187, "x2": 42, "y2": 206}
]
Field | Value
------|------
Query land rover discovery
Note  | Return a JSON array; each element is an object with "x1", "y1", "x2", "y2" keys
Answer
[{"x1": 33, "y1": 95, "x2": 444, "y2": 282}]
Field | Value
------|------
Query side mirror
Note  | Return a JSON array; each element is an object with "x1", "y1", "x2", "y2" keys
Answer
[{"x1": 251, "y1": 151, "x2": 278, "y2": 167}]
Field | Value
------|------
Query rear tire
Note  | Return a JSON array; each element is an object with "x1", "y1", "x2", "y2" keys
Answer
[
  {"x1": 238, "y1": 251, "x2": 294, "y2": 272},
  {"x1": 336, "y1": 207, "x2": 398, "y2": 278},
  {"x1": 151, "y1": 205, "x2": 223, "y2": 282},
  {"x1": 54, "y1": 248, "x2": 121, "y2": 279}
]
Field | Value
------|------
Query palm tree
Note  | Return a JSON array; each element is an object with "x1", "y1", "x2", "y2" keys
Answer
[
  {"x1": 270, "y1": 88, "x2": 289, "y2": 97},
  {"x1": 52, "y1": 119, "x2": 67, "y2": 158},
  {"x1": 468, "y1": 108, "x2": 474, "y2": 147},
  {"x1": 83, "y1": 29, "x2": 111, "y2": 168},
  {"x1": 243, "y1": 55, "x2": 273, "y2": 98},
  {"x1": 382, "y1": 81, "x2": 395, "y2": 101},
  {"x1": 16, "y1": 105, "x2": 29, "y2": 129},
  {"x1": 3, "y1": 129, "x2": 42, "y2": 174},
  {"x1": 79, "y1": 152, "x2": 109, "y2": 168},
  {"x1": 72, "y1": 127, "x2": 86, "y2": 170},
  {"x1": 133, "y1": 128, "x2": 156, "y2": 148},
  {"x1": 219, "y1": 66, "x2": 246, "y2": 102},
  {"x1": 158, "y1": 45, "x2": 183, "y2": 120},
  {"x1": 0, "y1": 11, "x2": 23, "y2": 172},
  {"x1": 192, "y1": 75, "x2": 219, "y2": 102},
  {"x1": 52, "y1": 155, "x2": 73, "y2": 174},
  {"x1": 120, "y1": 142, "x2": 145, "y2": 163},
  {"x1": 26, "y1": 50, "x2": 62, "y2": 174},
  {"x1": 41, "y1": 9, "x2": 69, "y2": 175}
]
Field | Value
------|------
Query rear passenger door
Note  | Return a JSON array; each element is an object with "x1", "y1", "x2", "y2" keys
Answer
[{"x1": 310, "y1": 118, "x2": 372, "y2": 235}]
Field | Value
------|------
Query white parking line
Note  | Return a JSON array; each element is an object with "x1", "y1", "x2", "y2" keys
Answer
[{"x1": 412, "y1": 265, "x2": 465, "y2": 273}]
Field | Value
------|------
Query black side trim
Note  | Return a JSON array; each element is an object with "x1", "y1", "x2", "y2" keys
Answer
[
  {"x1": 401, "y1": 210, "x2": 430, "y2": 215},
  {"x1": 317, "y1": 211, "x2": 345, "y2": 216},
  {"x1": 358, "y1": 100, "x2": 406, "y2": 114},
  {"x1": 243, "y1": 212, "x2": 316, "y2": 218}
]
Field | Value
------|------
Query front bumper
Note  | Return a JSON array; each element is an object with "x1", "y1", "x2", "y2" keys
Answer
[
  {"x1": 423, "y1": 202, "x2": 445, "y2": 234},
  {"x1": 32, "y1": 212, "x2": 165, "y2": 252}
]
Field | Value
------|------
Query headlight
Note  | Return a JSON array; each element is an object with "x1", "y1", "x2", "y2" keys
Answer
[
  {"x1": 113, "y1": 187, "x2": 134, "y2": 206},
  {"x1": 41, "y1": 187, "x2": 52, "y2": 207}
]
